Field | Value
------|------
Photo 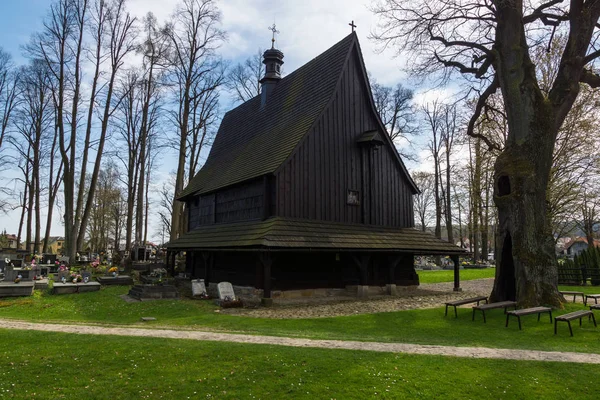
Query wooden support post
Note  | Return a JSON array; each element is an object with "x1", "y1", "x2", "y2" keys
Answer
[
  {"x1": 386, "y1": 255, "x2": 402, "y2": 296},
  {"x1": 201, "y1": 252, "x2": 213, "y2": 287},
  {"x1": 452, "y1": 254, "x2": 462, "y2": 292},
  {"x1": 351, "y1": 254, "x2": 371, "y2": 297},
  {"x1": 259, "y1": 252, "x2": 273, "y2": 306},
  {"x1": 185, "y1": 252, "x2": 193, "y2": 276}
]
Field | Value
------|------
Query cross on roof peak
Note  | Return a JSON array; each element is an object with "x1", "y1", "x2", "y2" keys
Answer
[
  {"x1": 268, "y1": 23, "x2": 280, "y2": 49},
  {"x1": 349, "y1": 20, "x2": 356, "y2": 32}
]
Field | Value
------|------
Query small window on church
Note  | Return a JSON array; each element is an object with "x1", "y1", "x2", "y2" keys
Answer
[
  {"x1": 276, "y1": 64, "x2": 280, "y2": 73},
  {"x1": 347, "y1": 190, "x2": 360, "y2": 206}
]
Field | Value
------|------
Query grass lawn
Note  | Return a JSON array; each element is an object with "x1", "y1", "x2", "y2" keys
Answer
[
  {"x1": 1, "y1": 329, "x2": 598, "y2": 399},
  {"x1": 418, "y1": 268, "x2": 495, "y2": 283},
  {"x1": 1, "y1": 286, "x2": 600, "y2": 354}
]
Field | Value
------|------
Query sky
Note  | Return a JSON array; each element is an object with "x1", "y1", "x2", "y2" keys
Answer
[{"x1": 0, "y1": 0, "x2": 444, "y2": 241}]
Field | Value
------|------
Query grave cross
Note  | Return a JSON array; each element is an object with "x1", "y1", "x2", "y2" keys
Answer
[
  {"x1": 349, "y1": 20, "x2": 356, "y2": 32},
  {"x1": 268, "y1": 23, "x2": 280, "y2": 48}
]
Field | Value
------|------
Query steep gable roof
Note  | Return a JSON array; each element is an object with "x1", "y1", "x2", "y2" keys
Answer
[{"x1": 179, "y1": 33, "x2": 357, "y2": 199}]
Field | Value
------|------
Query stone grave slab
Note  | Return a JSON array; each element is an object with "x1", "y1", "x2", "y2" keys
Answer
[
  {"x1": 52, "y1": 282, "x2": 101, "y2": 295},
  {"x1": 192, "y1": 279, "x2": 207, "y2": 296},
  {"x1": 96, "y1": 275, "x2": 134, "y2": 285},
  {"x1": 0, "y1": 281, "x2": 35, "y2": 297},
  {"x1": 217, "y1": 281, "x2": 235, "y2": 300}
]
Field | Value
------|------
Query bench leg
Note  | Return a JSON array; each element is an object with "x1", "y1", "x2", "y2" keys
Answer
[
  {"x1": 549, "y1": 311, "x2": 552, "y2": 323},
  {"x1": 445, "y1": 304, "x2": 448, "y2": 317},
  {"x1": 592, "y1": 313, "x2": 597, "y2": 327},
  {"x1": 554, "y1": 320, "x2": 557, "y2": 335},
  {"x1": 505, "y1": 313, "x2": 510, "y2": 328},
  {"x1": 568, "y1": 321, "x2": 573, "y2": 337},
  {"x1": 482, "y1": 310, "x2": 486, "y2": 323},
  {"x1": 454, "y1": 306, "x2": 458, "y2": 318},
  {"x1": 517, "y1": 316, "x2": 522, "y2": 330},
  {"x1": 537, "y1": 313, "x2": 541, "y2": 322}
]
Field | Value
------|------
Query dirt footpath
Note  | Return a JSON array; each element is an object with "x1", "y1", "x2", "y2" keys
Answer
[{"x1": 2, "y1": 318, "x2": 599, "y2": 364}]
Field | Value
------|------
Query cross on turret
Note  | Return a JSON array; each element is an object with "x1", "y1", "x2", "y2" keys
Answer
[{"x1": 268, "y1": 23, "x2": 280, "y2": 49}]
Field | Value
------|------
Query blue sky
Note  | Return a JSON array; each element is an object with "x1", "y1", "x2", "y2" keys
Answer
[{"x1": 0, "y1": 0, "x2": 443, "y2": 240}]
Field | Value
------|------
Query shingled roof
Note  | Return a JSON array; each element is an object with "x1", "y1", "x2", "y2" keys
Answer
[
  {"x1": 178, "y1": 33, "x2": 357, "y2": 199},
  {"x1": 167, "y1": 217, "x2": 466, "y2": 255}
]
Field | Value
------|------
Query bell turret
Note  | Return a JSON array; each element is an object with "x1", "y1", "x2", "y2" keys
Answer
[{"x1": 260, "y1": 25, "x2": 284, "y2": 107}]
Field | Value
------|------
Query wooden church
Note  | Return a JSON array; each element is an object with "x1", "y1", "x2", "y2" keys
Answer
[{"x1": 166, "y1": 31, "x2": 464, "y2": 303}]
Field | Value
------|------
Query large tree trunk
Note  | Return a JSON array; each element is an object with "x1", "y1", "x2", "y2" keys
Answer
[
  {"x1": 490, "y1": 2, "x2": 563, "y2": 308},
  {"x1": 491, "y1": 142, "x2": 562, "y2": 307}
]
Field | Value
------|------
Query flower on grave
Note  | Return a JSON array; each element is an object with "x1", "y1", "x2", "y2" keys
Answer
[
  {"x1": 108, "y1": 267, "x2": 118, "y2": 273},
  {"x1": 55, "y1": 260, "x2": 60, "y2": 265},
  {"x1": 59, "y1": 264, "x2": 68, "y2": 272},
  {"x1": 14, "y1": 276, "x2": 21, "y2": 283}
]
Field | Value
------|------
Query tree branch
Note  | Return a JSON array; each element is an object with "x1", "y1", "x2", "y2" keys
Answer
[
  {"x1": 580, "y1": 69, "x2": 600, "y2": 88},
  {"x1": 466, "y1": 76, "x2": 502, "y2": 151},
  {"x1": 434, "y1": 52, "x2": 478, "y2": 75}
]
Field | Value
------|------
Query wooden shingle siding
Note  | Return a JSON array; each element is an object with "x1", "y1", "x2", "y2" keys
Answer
[
  {"x1": 169, "y1": 217, "x2": 465, "y2": 254},
  {"x1": 190, "y1": 179, "x2": 264, "y2": 229},
  {"x1": 275, "y1": 48, "x2": 415, "y2": 228}
]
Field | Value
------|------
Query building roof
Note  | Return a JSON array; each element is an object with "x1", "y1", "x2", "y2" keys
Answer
[
  {"x1": 166, "y1": 217, "x2": 466, "y2": 255},
  {"x1": 565, "y1": 237, "x2": 600, "y2": 250},
  {"x1": 179, "y1": 32, "x2": 417, "y2": 199}
]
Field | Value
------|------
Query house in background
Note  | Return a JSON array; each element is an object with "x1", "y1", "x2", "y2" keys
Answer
[
  {"x1": 2, "y1": 233, "x2": 18, "y2": 249},
  {"x1": 46, "y1": 236, "x2": 65, "y2": 255},
  {"x1": 563, "y1": 237, "x2": 600, "y2": 257},
  {"x1": 166, "y1": 32, "x2": 465, "y2": 303}
]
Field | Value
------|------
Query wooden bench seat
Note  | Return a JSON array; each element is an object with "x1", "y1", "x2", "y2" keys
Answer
[
  {"x1": 590, "y1": 304, "x2": 600, "y2": 311},
  {"x1": 559, "y1": 291, "x2": 585, "y2": 303},
  {"x1": 505, "y1": 306, "x2": 553, "y2": 330},
  {"x1": 472, "y1": 301, "x2": 517, "y2": 323},
  {"x1": 445, "y1": 296, "x2": 488, "y2": 318},
  {"x1": 554, "y1": 310, "x2": 597, "y2": 336},
  {"x1": 584, "y1": 294, "x2": 600, "y2": 306}
]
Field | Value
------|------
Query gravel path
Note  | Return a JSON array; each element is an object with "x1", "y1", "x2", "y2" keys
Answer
[
  {"x1": 222, "y1": 278, "x2": 495, "y2": 319},
  {"x1": 2, "y1": 318, "x2": 598, "y2": 364}
]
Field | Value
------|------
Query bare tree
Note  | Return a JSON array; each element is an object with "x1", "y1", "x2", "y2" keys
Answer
[
  {"x1": 164, "y1": 0, "x2": 226, "y2": 240},
  {"x1": 226, "y1": 48, "x2": 263, "y2": 103},
  {"x1": 422, "y1": 100, "x2": 444, "y2": 240},
  {"x1": 372, "y1": 0, "x2": 600, "y2": 306},
  {"x1": 0, "y1": 48, "x2": 19, "y2": 154},
  {"x1": 371, "y1": 79, "x2": 417, "y2": 159},
  {"x1": 76, "y1": 0, "x2": 137, "y2": 252},
  {"x1": 413, "y1": 171, "x2": 435, "y2": 231}
]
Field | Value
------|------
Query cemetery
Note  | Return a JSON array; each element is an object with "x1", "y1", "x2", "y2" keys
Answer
[{"x1": 2, "y1": 0, "x2": 600, "y2": 396}]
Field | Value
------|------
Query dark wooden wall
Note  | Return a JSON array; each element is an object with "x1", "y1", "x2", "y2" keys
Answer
[
  {"x1": 188, "y1": 178, "x2": 267, "y2": 230},
  {"x1": 275, "y1": 48, "x2": 415, "y2": 227}
]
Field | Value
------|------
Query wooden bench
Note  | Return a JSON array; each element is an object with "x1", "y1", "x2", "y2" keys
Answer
[
  {"x1": 505, "y1": 306, "x2": 552, "y2": 330},
  {"x1": 559, "y1": 291, "x2": 585, "y2": 303},
  {"x1": 445, "y1": 296, "x2": 488, "y2": 318},
  {"x1": 584, "y1": 294, "x2": 600, "y2": 306},
  {"x1": 472, "y1": 301, "x2": 517, "y2": 323},
  {"x1": 590, "y1": 304, "x2": 600, "y2": 311},
  {"x1": 554, "y1": 310, "x2": 597, "y2": 336}
]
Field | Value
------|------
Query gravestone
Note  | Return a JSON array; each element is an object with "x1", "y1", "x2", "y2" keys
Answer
[
  {"x1": 217, "y1": 281, "x2": 235, "y2": 301},
  {"x1": 4, "y1": 262, "x2": 14, "y2": 281},
  {"x1": 81, "y1": 271, "x2": 92, "y2": 283},
  {"x1": 57, "y1": 269, "x2": 70, "y2": 282},
  {"x1": 192, "y1": 279, "x2": 207, "y2": 296}
]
